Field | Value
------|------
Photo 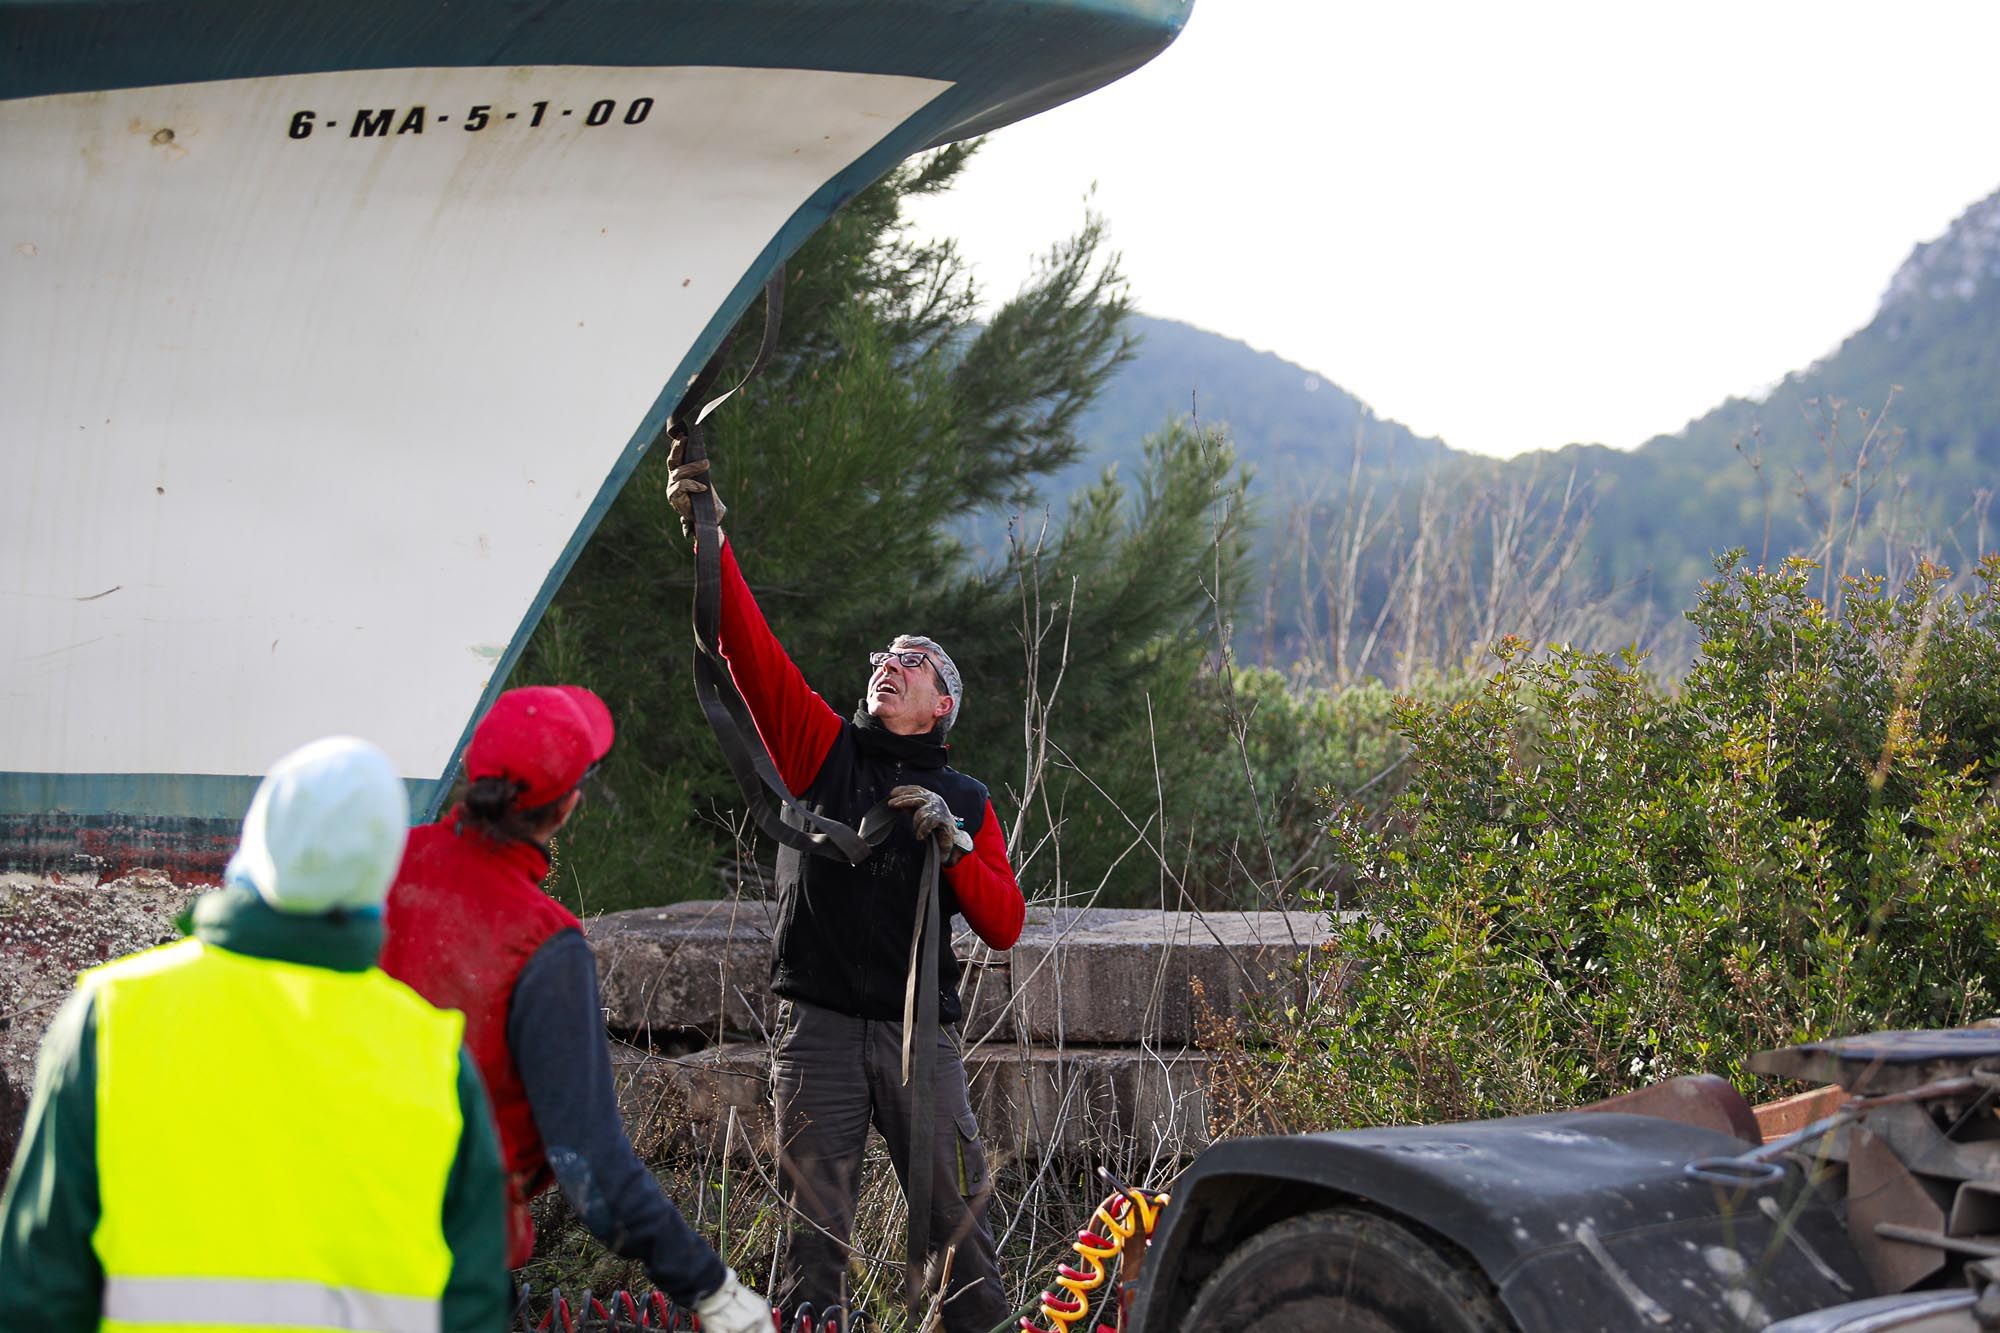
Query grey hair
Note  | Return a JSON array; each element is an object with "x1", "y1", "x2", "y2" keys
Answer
[{"x1": 892, "y1": 634, "x2": 963, "y2": 732}]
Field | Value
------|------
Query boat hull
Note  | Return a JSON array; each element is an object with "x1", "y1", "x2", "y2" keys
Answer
[{"x1": 0, "y1": 2, "x2": 1190, "y2": 877}]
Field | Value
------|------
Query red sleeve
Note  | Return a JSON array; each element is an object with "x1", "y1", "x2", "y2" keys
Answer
[
  {"x1": 713, "y1": 538, "x2": 842, "y2": 793},
  {"x1": 944, "y1": 799, "x2": 1024, "y2": 950}
]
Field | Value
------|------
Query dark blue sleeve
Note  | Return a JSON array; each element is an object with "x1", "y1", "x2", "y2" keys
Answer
[{"x1": 507, "y1": 929, "x2": 727, "y2": 1306}]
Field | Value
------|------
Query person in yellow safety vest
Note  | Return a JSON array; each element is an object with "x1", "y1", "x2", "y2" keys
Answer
[{"x1": 0, "y1": 736, "x2": 511, "y2": 1333}]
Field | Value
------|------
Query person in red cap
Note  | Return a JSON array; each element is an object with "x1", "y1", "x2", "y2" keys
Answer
[{"x1": 380, "y1": 686, "x2": 770, "y2": 1332}]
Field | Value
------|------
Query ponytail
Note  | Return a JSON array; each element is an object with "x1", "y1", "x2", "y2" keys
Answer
[{"x1": 459, "y1": 776, "x2": 572, "y2": 845}]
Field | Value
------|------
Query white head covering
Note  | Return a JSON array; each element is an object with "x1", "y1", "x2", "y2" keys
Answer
[{"x1": 224, "y1": 736, "x2": 411, "y2": 914}]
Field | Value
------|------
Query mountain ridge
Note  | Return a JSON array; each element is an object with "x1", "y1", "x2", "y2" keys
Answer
[
  {"x1": 1024, "y1": 185, "x2": 2000, "y2": 671},
  {"x1": 1058, "y1": 185, "x2": 2000, "y2": 641}
]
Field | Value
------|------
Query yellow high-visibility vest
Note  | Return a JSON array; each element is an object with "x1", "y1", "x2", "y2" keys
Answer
[{"x1": 87, "y1": 938, "x2": 465, "y2": 1333}]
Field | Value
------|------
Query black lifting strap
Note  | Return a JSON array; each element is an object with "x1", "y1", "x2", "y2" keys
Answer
[
  {"x1": 900, "y1": 838, "x2": 944, "y2": 1315},
  {"x1": 675, "y1": 272, "x2": 874, "y2": 865},
  {"x1": 669, "y1": 272, "x2": 944, "y2": 1314}
]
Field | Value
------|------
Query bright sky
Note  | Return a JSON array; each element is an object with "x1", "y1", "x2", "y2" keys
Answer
[{"x1": 904, "y1": 2, "x2": 2000, "y2": 459}]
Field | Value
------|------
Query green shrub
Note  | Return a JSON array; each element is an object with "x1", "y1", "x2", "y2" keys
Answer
[
  {"x1": 1273, "y1": 554, "x2": 2000, "y2": 1130},
  {"x1": 1165, "y1": 666, "x2": 1478, "y2": 907}
]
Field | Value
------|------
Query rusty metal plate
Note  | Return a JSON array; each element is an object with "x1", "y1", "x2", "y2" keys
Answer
[
  {"x1": 1751, "y1": 1030, "x2": 2000, "y2": 1093},
  {"x1": 1853, "y1": 1103, "x2": 2000, "y2": 1184},
  {"x1": 1578, "y1": 1073, "x2": 1762, "y2": 1143},
  {"x1": 1848, "y1": 1124, "x2": 1948, "y2": 1292},
  {"x1": 1950, "y1": 1179, "x2": 2000, "y2": 1237},
  {"x1": 1757, "y1": 1084, "x2": 1854, "y2": 1141}
]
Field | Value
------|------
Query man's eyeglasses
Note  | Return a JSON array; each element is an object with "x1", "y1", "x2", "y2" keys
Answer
[{"x1": 869, "y1": 650, "x2": 933, "y2": 671}]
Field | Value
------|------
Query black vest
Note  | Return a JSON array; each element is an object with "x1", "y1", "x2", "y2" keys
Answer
[{"x1": 770, "y1": 720, "x2": 988, "y2": 1023}]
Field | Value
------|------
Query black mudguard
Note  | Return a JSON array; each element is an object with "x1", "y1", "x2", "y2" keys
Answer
[{"x1": 1131, "y1": 1111, "x2": 1871, "y2": 1332}]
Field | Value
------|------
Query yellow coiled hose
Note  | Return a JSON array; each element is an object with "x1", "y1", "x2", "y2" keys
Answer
[{"x1": 1019, "y1": 1184, "x2": 1170, "y2": 1333}]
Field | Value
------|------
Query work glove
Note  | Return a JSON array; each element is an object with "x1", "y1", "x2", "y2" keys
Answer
[
  {"x1": 887, "y1": 784, "x2": 974, "y2": 868},
  {"x1": 693, "y1": 1269, "x2": 770, "y2": 1333},
  {"x1": 664, "y1": 433, "x2": 725, "y2": 539}
]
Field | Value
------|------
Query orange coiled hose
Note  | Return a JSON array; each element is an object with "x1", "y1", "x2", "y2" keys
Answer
[{"x1": 1019, "y1": 1186, "x2": 1169, "y2": 1333}]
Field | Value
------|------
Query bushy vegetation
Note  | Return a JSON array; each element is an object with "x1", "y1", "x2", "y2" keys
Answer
[{"x1": 1247, "y1": 554, "x2": 2000, "y2": 1130}]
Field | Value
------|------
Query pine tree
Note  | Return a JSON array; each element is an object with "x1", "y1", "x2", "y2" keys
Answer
[{"x1": 515, "y1": 145, "x2": 1252, "y2": 912}]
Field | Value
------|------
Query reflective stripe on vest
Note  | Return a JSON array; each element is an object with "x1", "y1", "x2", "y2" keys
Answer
[
  {"x1": 87, "y1": 939, "x2": 464, "y2": 1329},
  {"x1": 103, "y1": 1276, "x2": 439, "y2": 1333}
]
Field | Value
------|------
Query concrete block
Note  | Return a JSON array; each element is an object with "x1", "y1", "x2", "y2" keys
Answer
[
  {"x1": 612, "y1": 1036, "x2": 1213, "y2": 1166},
  {"x1": 587, "y1": 900, "x2": 1341, "y2": 1049},
  {"x1": 590, "y1": 901, "x2": 1026, "y2": 1042},
  {"x1": 588, "y1": 900, "x2": 780, "y2": 1040},
  {"x1": 610, "y1": 1040, "x2": 773, "y2": 1160},
  {"x1": 965, "y1": 1044, "x2": 1212, "y2": 1166},
  {"x1": 1006, "y1": 908, "x2": 1332, "y2": 1046},
  {"x1": 954, "y1": 946, "x2": 1019, "y2": 1043}
]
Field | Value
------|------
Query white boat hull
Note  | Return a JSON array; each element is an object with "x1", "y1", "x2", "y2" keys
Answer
[
  {"x1": 0, "y1": 0, "x2": 1188, "y2": 875},
  {"x1": 4, "y1": 64, "x2": 943, "y2": 786}
]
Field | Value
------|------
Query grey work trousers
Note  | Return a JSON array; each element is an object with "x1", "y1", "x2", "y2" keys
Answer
[{"x1": 772, "y1": 998, "x2": 1010, "y2": 1332}]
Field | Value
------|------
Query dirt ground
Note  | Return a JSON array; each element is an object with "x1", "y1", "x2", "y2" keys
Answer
[{"x1": 0, "y1": 871, "x2": 203, "y2": 1107}]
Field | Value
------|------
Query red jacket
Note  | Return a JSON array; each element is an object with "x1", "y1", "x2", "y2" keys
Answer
[
  {"x1": 717, "y1": 540, "x2": 1025, "y2": 951},
  {"x1": 716, "y1": 540, "x2": 1025, "y2": 1020},
  {"x1": 380, "y1": 812, "x2": 578, "y2": 1266}
]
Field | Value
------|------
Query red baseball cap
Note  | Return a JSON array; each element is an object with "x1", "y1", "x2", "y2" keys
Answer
[{"x1": 464, "y1": 685, "x2": 615, "y2": 809}]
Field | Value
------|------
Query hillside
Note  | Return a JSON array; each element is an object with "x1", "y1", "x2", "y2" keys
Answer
[
  {"x1": 1076, "y1": 314, "x2": 1451, "y2": 487},
  {"x1": 1021, "y1": 188, "x2": 2000, "y2": 669},
  {"x1": 1545, "y1": 186, "x2": 2000, "y2": 606},
  {"x1": 959, "y1": 314, "x2": 1451, "y2": 562}
]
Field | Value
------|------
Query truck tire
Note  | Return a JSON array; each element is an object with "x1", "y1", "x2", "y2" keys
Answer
[{"x1": 1179, "y1": 1207, "x2": 1513, "y2": 1332}]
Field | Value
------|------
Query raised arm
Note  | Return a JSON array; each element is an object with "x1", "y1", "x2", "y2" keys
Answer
[{"x1": 712, "y1": 538, "x2": 843, "y2": 793}]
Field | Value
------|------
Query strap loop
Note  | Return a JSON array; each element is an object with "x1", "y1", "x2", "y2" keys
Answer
[
  {"x1": 674, "y1": 272, "x2": 874, "y2": 866},
  {"x1": 901, "y1": 840, "x2": 943, "y2": 1314}
]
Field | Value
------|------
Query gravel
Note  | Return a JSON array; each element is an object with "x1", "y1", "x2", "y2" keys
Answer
[{"x1": 0, "y1": 870, "x2": 204, "y2": 1099}]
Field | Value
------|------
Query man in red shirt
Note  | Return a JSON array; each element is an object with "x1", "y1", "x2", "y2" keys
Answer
[
  {"x1": 380, "y1": 686, "x2": 770, "y2": 1333},
  {"x1": 670, "y1": 458, "x2": 1026, "y2": 1332}
]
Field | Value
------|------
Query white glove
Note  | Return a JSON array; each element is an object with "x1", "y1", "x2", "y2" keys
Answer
[{"x1": 694, "y1": 1268, "x2": 771, "y2": 1333}]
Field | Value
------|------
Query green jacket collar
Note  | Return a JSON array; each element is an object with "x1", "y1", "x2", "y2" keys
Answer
[{"x1": 191, "y1": 882, "x2": 384, "y2": 972}]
